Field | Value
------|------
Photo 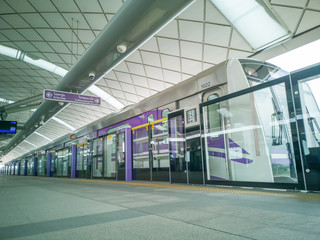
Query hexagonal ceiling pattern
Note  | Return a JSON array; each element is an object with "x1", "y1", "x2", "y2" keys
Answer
[{"x1": 1, "y1": 0, "x2": 320, "y2": 162}]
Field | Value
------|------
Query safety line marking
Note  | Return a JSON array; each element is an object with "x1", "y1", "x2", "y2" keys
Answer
[{"x1": 31, "y1": 176, "x2": 320, "y2": 201}]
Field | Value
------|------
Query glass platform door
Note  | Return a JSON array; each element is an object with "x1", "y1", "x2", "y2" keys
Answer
[
  {"x1": 292, "y1": 65, "x2": 320, "y2": 191},
  {"x1": 168, "y1": 109, "x2": 187, "y2": 184},
  {"x1": 150, "y1": 118, "x2": 170, "y2": 182},
  {"x1": 132, "y1": 124, "x2": 151, "y2": 180},
  {"x1": 116, "y1": 132, "x2": 126, "y2": 181}
]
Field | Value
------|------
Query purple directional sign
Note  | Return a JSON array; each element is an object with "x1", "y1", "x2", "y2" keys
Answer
[{"x1": 43, "y1": 89, "x2": 101, "y2": 106}]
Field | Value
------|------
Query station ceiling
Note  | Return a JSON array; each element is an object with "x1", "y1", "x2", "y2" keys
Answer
[{"x1": 1, "y1": 0, "x2": 320, "y2": 163}]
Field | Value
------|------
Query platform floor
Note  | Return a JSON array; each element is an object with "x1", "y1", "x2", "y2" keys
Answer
[{"x1": 0, "y1": 176, "x2": 319, "y2": 240}]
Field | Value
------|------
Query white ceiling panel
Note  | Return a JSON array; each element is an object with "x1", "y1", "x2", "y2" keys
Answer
[
  {"x1": 179, "y1": 20, "x2": 203, "y2": 42},
  {"x1": 271, "y1": 0, "x2": 307, "y2": 8},
  {"x1": 6, "y1": 0, "x2": 35, "y2": 13},
  {"x1": 180, "y1": 41, "x2": 202, "y2": 61},
  {"x1": 139, "y1": 37, "x2": 159, "y2": 52},
  {"x1": 75, "y1": 0, "x2": 102, "y2": 13},
  {"x1": 158, "y1": 38, "x2": 180, "y2": 56},
  {"x1": 131, "y1": 75, "x2": 149, "y2": 88},
  {"x1": 308, "y1": 0, "x2": 320, "y2": 10},
  {"x1": 204, "y1": 24, "x2": 231, "y2": 47},
  {"x1": 1, "y1": 0, "x2": 320, "y2": 163},
  {"x1": 84, "y1": 14, "x2": 108, "y2": 30},
  {"x1": 157, "y1": 20, "x2": 179, "y2": 38},
  {"x1": 29, "y1": 0, "x2": 57, "y2": 12},
  {"x1": 144, "y1": 66, "x2": 163, "y2": 80},
  {"x1": 161, "y1": 55, "x2": 181, "y2": 71},
  {"x1": 163, "y1": 70, "x2": 181, "y2": 84},
  {"x1": 181, "y1": 58, "x2": 202, "y2": 75},
  {"x1": 127, "y1": 62, "x2": 146, "y2": 76},
  {"x1": 205, "y1": 0, "x2": 229, "y2": 24},
  {"x1": 141, "y1": 52, "x2": 162, "y2": 68},
  {"x1": 179, "y1": 0, "x2": 204, "y2": 21},
  {"x1": 99, "y1": 0, "x2": 123, "y2": 13},
  {"x1": 296, "y1": 10, "x2": 320, "y2": 34},
  {"x1": 203, "y1": 45, "x2": 228, "y2": 64}
]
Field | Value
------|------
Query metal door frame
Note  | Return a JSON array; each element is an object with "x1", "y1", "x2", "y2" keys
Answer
[
  {"x1": 168, "y1": 109, "x2": 188, "y2": 184},
  {"x1": 290, "y1": 63, "x2": 320, "y2": 190}
]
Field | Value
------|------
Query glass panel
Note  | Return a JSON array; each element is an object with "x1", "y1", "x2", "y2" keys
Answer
[
  {"x1": 92, "y1": 138, "x2": 103, "y2": 178},
  {"x1": 239, "y1": 59, "x2": 288, "y2": 85},
  {"x1": 298, "y1": 77, "x2": 320, "y2": 190},
  {"x1": 117, "y1": 133, "x2": 126, "y2": 168},
  {"x1": 56, "y1": 148, "x2": 70, "y2": 177},
  {"x1": 161, "y1": 109, "x2": 169, "y2": 119},
  {"x1": 27, "y1": 158, "x2": 33, "y2": 176},
  {"x1": 77, "y1": 145, "x2": 83, "y2": 171},
  {"x1": 169, "y1": 114, "x2": 186, "y2": 183},
  {"x1": 117, "y1": 132, "x2": 126, "y2": 181},
  {"x1": 104, "y1": 134, "x2": 116, "y2": 178},
  {"x1": 132, "y1": 126, "x2": 150, "y2": 180},
  {"x1": 20, "y1": 161, "x2": 25, "y2": 175},
  {"x1": 147, "y1": 114, "x2": 154, "y2": 123},
  {"x1": 37, "y1": 154, "x2": 46, "y2": 176},
  {"x1": 152, "y1": 120, "x2": 169, "y2": 181},
  {"x1": 203, "y1": 82, "x2": 297, "y2": 183}
]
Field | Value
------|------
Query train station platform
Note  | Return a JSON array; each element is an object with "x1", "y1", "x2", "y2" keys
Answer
[{"x1": 0, "y1": 176, "x2": 319, "y2": 240}]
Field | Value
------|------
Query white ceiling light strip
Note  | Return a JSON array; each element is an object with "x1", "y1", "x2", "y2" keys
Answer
[
  {"x1": 15, "y1": 145, "x2": 28, "y2": 152},
  {"x1": 52, "y1": 116, "x2": 76, "y2": 131},
  {"x1": 88, "y1": 85, "x2": 125, "y2": 109},
  {"x1": 267, "y1": 39, "x2": 320, "y2": 72},
  {"x1": 0, "y1": 44, "x2": 123, "y2": 110},
  {"x1": 0, "y1": 97, "x2": 15, "y2": 104},
  {"x1": 210, "y1": 0, "x2": 290, "y2": 51},
  {"x1": 24, "y1": 140, "x2": 38, "y2": 148},
  {"x1": 34, "y1": 131, "x2": 53, "y2": 142}
]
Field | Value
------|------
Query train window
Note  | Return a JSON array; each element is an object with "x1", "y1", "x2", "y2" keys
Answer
[
  {"x1": 207, "y1": 94, "x2": 221, "y2": 138},
  {"x1": 240, "y1": 60, "x2": 288, "y2": 86},
  {"x1": 147, "y1": 114, "x2": 154, "y2": 123},
  {"x1": 161, "y1": 109, "x2": 169, "y2": 119}
]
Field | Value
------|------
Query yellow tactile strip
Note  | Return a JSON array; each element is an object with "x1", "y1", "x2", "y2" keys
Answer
[{"x1": 38, "y1": 177, "x2": 320, "y2": 201}]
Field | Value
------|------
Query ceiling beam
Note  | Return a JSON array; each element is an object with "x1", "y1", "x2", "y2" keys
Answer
[{"x1": 2, "y1": 0, "x2": 195, "y2": 159}]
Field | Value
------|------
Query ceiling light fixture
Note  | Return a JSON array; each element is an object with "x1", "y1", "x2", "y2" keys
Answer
[
  {"x1": 52, "y1": 116, "x2": 76, "y2": 131},
  {"x1": 210, "y1": 0, "x2": 290, "y2": 51},
  {"x1": 34, "y1": 131, "x2": 53, "y2": 142},
  {"x1": 88, "y1": 85, "x2": 125, "y2": 109}
]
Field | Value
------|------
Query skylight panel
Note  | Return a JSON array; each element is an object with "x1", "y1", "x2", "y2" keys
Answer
[{"x1": 211, "y1": 0, "x2": 290, "y2": 50}]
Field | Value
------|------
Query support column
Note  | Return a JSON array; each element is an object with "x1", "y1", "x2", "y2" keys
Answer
[
  {"x1": 33, "y1": 155, "x2": 37, "y2": 176},
  {"x1": 125, "y1": 128, "x2": 132, "y2": 181},
  {"x1": 18, "y1": 161, "x2": 21, "y2": 175},
  {"x1": 47, "y1": 152, "x2": 52, "y2": 177},
  {"x1": 24, "y1": 159, "x2": 27, "y2": 176},
  {"x1": 71, "y1": 145, "x2": 77, "y2": 178},
  {"x1": 13, "y1": 163, "x2": 16, "y2": 175}
]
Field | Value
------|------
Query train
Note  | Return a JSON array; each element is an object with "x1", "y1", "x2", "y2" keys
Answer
[{"x1": 3, "y1": 58, "x2": 320, "y2": 191}]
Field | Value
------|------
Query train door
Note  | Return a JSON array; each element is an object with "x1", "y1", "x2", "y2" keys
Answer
[
  {"x1": 116, "y1": 132, "x2": 126, "y2": 181},
  {"x1": 150, "y1": 118, "x2": 170, "y2": 181},
  {"x1": 132, "y1": 124, "x2": 151, "y2": 180},
  {"x1": 92, "y1": 138, "x2": 103, "y2": 178},
  {"x1": 104, "y1": 129, "x2": 131, "y2": 181},
  {"x1": 168, "y1": 109, "x2": 187, "y2": 183},
  {"x1": 292, "y1": 67, "x2": 320, "y2": 191},
  {"x1": 56, "y1": 148, "x2": 70, "y2": 177},
  {"x1": 77, "y1": 143, "x2": 89, "y2": 179}
]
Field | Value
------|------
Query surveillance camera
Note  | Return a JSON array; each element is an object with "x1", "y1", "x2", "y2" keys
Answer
[
  {"x1": 89, "y1": 72, "x2": 95, "y2": 80},
  {"x1": 117, "y1": 44, "x2": 127, "y2": 53}
]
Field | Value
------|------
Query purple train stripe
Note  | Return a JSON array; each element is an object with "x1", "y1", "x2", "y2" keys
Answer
[
  {"x1": 209, "y1": 151, "x2": 226, "y2": 158},
  {"x1": 231, "y1": 158, "x2": 253, "y2": 164},
  {"x1": 272, "y1": 158, "x2": 291, "y2": 164},
  {"x1": 210, "y1": 175, "x2": 228, "y2": 181},
  {"x1": 228, "y1": 138, "x2": 250, "y2": 154}
]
